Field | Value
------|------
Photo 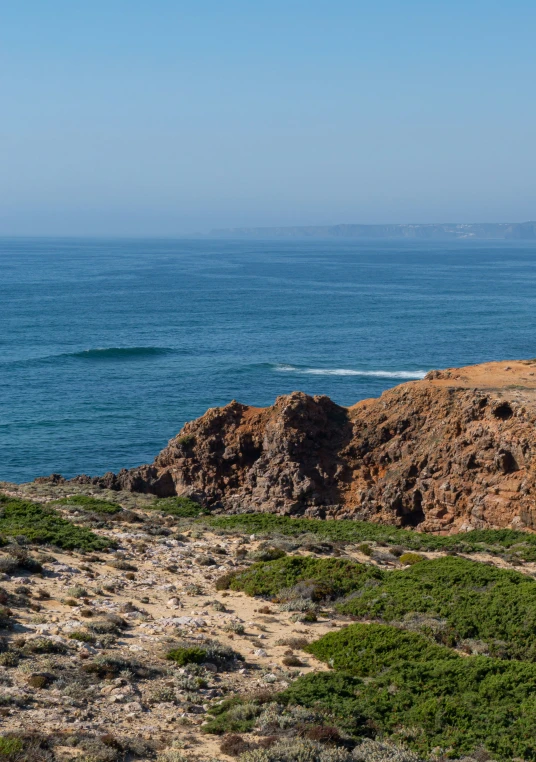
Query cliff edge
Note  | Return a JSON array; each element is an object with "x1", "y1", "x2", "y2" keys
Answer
[{"x1": 72, "y1": 360, "x2": 536, "y2": 532}]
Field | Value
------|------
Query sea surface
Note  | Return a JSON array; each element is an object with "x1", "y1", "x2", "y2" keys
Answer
[{"x1": 2, "y1": 237, "x2": 536, "y2": 483}]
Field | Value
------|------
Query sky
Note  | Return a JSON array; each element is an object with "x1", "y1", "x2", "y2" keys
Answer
[{"x1": 1, "y1": 1, "x2": 536, "y2": 235}]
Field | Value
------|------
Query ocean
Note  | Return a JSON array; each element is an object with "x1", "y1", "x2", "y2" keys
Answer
[{"x1": 1, "y1": 237, "x2": 536, "y2": 483}]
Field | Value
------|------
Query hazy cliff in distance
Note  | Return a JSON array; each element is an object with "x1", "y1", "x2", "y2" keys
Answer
[{"x1": 210, "y1": 221, "x2": 536, "y2": 240}]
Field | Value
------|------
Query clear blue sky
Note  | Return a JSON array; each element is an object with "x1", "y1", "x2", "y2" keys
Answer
[{"x1": 2, "y1": 1, "x2": 535, "y2": 235}]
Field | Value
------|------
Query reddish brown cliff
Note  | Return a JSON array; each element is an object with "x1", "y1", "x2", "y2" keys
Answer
[{"x1": 75, "y1": 360, "x2": 536, "y2": 532}]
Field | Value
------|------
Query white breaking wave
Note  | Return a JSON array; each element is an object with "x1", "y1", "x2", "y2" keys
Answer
[{"x1": 274, "y1": 364, "x2": 427, "y2": 379}]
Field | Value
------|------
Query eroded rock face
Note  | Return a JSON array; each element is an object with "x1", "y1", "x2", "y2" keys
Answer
[{"x1": 72, "y1": 360, "x2": 536, "y2": 532}]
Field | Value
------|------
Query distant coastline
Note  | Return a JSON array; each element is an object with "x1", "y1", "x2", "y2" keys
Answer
[{"x1": 210, "y1": 221, "x2": 536, "y2": 240}]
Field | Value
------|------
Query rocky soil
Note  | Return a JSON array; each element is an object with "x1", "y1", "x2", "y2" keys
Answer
[
  {"x1": 1, "y1": 483, "x2": 536, "y2": 761},
  {"x1": 0, "y1": 485, "x2": 349, "y2": 761},
  {"x1": 69, "y1": 360, "x2": 536, "y2": 533}
]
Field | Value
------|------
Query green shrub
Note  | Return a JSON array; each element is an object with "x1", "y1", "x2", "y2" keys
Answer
[
  {"x1": 202, "y1": 696, "x2": 264, "y2": 735},
  {"x1": 352, "y1": 739, "x2": 423, "y2": 762},
  {"x1": 239, "y1": 738, "x2": 353, "y2": 762},
  {"x1": 215, "y1": 572, "x2": 236, "y2": 590},
  {"x1": 207, "y1": 514, "x2": 536, "y2": 561},
  {"x1": 53, "y1": 494, "x2": 122, "y2": 514},
  {"x1": 228, "y1": 556, "x2": 381, "y2": 599},
  {"x1": 151, "y1": 496, "x2": 208, "y2": 518},
  {"x1": 166, "y1": 646, "x2": 207, "y2": 666},
  {"x1": 0, "y1": 737, "x2": 24, "y2": 756},
  {"x1": 305, "y1": 624, "x2": 456, "y2": 675},
  {"x1": 291, "y1": 623, "x2": 536, "y2": 760},
  {"x1": 177, "y1": 434, "x2": 196, "y2": 447},
  {"x1": 336, "y1": 556, "x2": 536, "y2": 660},
  {"x1": 250, "y1": 545, "x2": 287, "y2": 562},
  {"x1": 0, "y1": 495, "x2": 113, "y2": 551},
  {"x1": 23, "y1": 638, "x2": 66, "y2": 655},
  {"x1": 398, "y1": 552, "x2": 424, "y2": 565},
  {"x1": 279, "y1": 671, "x2": 369, "y2": 736},
  {"x1": 67, "y1": 586, "x2": 87, "y2": 599},
  {"x1": 68, "y1": 631, "x2": 95, "y2": 643}
]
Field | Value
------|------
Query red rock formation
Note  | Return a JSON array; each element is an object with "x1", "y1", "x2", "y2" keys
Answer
[{"x1": 76, "y1": 360, "x2": 536, "y2": 532}]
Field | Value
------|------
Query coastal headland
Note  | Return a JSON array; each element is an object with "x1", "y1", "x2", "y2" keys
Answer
[{"x1": 60, "y1": 359, "x2": 536, "y2": 533}]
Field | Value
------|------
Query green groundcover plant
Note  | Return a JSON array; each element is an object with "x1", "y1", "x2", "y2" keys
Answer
[
  {"x1": 336, "y1": 555, "x2": 536, "y2": 661},
  {"x1": 0, "y1": 495, "x2": 113, "y2": 551},
  {"x1": 207, "y1": 513, "x2": 536, "y2": 560},
  {"x1": 225, "y1": 555, "x2": 382, "y2": 599},
  {"x1": 296, "y1": 623, "x2": 536, "y2": 760},
  {"x1": 206, "y1": 623, "x2": 536, "y2": 759},
  {"x1": 224, "y1": 551, "x2": 536, "y2": 662},
  {"x1": 52, "y1": 494, "x2": 122, "y2": 514},
  {"x1": 151, "y1": 496, "x2": 209, "y2": 518}
]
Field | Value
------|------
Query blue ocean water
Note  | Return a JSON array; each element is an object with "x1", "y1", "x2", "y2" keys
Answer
[{"x1": 1, "y1": 237, "x2": 536, "y2": 483}]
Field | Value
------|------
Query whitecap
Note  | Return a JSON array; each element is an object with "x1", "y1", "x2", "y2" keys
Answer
[{"x1": 273, "y1": 365, "x2": 426, "y2": 379}]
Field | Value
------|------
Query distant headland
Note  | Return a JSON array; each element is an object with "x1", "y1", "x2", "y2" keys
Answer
[{"x1": 210, "y1": 221, "x2": 536, "y2": 240}]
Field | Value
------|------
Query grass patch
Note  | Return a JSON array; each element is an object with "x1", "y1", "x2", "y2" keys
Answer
[
  {"x1": 337, "y1": 555, "x2": 536, "y2": 660},
  {"x1": 226, "y1": 556, "x2": 382, "y2": 599},
  {"x1": 52, "y1": 494, "x2": 122, "y2": 514},
  {"x1": 0, "y1": 495, "x2": 113, "y2": 551},
  {"x1": 293, "y1": 623, "x2": 536, "y2": 760},
  {"x1": 207, "y1": 513, "x2": 536, "y2": 560}
]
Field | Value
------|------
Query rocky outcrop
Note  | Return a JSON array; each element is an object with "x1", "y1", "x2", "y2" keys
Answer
[{"x1": 69, "y1": 360, "x2": 536, "y2": 532}]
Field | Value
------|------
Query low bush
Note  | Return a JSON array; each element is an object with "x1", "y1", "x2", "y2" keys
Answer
[
  {"x1": 398, "y1": 552, "x2": 424, "y2": 565},
  {"x1": 203, "y1": 639, "x2": 242, "y2": 666},
  {"x1": 151, "y1": 496, "x2": 208, "y2": 518},
  {"x1": 203, "y1": 696, "x2": 264, "y2": 735},
  {"x1": 239, "y1": 737, "x2": 352, "y2": 762},
  {"x1": 225, "y1": 621, "x2": 246, "y2": 635},
  {"x1": 278, "y1": 671, "x2": 370, "y2": 737},
  {"x1": 23, "y1": 637, "x2": 66, "y2": 655},
  {"x1": 352, "y1": 739, "x2": 424, "y2": 762},
  {"x1": 87, "y1": 619, "x2": 123, "y2": 635},
  {"x1": 0, "y1": 496, "x2": 113, "y2": 551},
  {"x1": 0, "y1": 737, "x2": 24, "y2": 756},
  {"x1": 67, "y1": 586, "x2": 87, "y2": 599},
  {"x1": 305, "y1": 623, "x2": 457, "y2": 675},
  {"x1": 215, "y1": 572, "x2": 236, "y2": 591},
  {"x1": 227, "y1": 556, "x2": 381, "y2": 600},
  {"x1": 53, "y1": 494, "x2": 122, "y2": 515},
  {"x1": 282, "y1": 655, "x2": 304, "y2": 667},
  {"x1": 166, "y1": 646, "x2": 207, "y2": 666},
  {"x1": 290, "y1": 623, "x2": 536, "y2": 760},
  {"x1": 107, "y1": 558, "x2": 137, "y2": 571},
  {"x1": 336, "y1": 556, "x2": 536, "y2": 660},
  {"x1": 69, "y1": 631, "x2": 95, "y2": 643},
  {"x1": 0, "y1": 548, "x2": 43, "y2": 575},
  {"x1": 207, "y1": 513, "x2": 536, "y2": 561},
  {"x1": 250, "y1": 545, "x2": 287, "y2": 562},
  {"x1": 220, "y1": 733, "x2": 253, "y2": 756},
  {"x1": 82, "y1": 655, "x2": 156, "y2": 679}
]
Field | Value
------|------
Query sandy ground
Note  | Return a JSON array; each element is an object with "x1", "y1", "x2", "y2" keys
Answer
[{"x1": 1, "y1": 484, "x2": 535, "y2": 760}]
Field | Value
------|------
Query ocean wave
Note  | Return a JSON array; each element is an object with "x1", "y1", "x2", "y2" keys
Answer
[
  {"x1": 273, "y1": 364, "x2": 427, "y2": 379},
  {"x1": 67, "y1": 347, "x2": 175, "y2": 360},
  {"x1": 1, "y1": 347, "x2": 176, "y2": 367}
]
